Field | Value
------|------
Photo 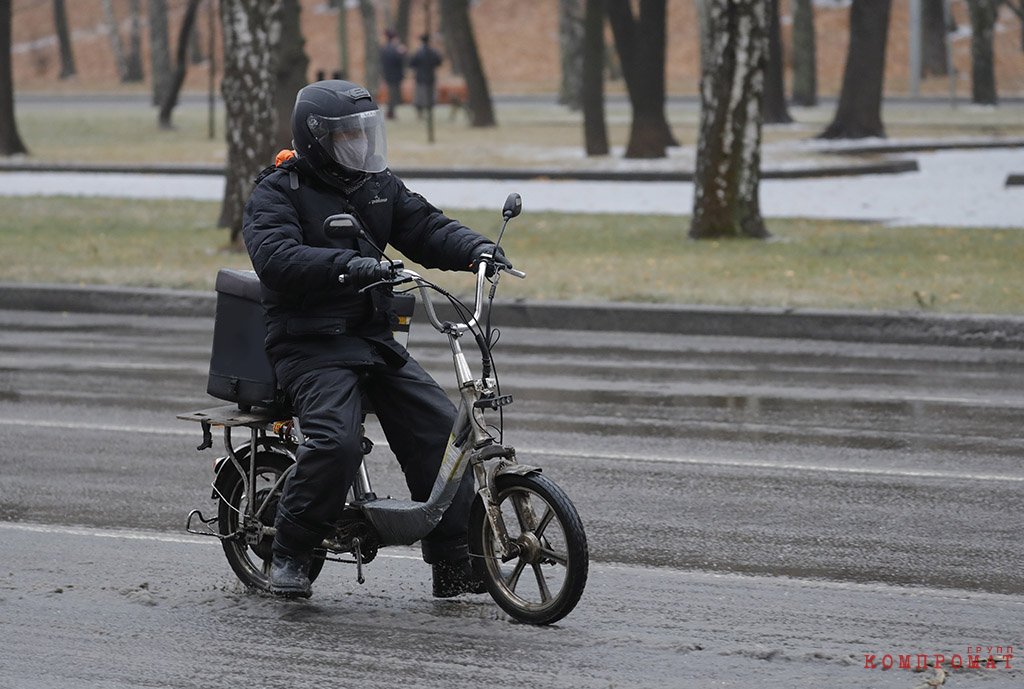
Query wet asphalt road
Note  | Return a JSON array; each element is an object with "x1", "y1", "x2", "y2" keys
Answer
[{"x1": 0, "y1": 307, "x2": 1022, "y2": 688}]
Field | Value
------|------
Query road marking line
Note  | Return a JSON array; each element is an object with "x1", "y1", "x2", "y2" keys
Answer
[
  {"x1": 521, "y1": 446, "x2": 1024, "y2": 483},
  {"x1": 2, "y1": 417, "x2": 1022, "y2": 483}
]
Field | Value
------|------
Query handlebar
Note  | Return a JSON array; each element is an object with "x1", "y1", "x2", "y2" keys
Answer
[{"x1": 397, "y1": 258, "x2": 524, "y2": 335}]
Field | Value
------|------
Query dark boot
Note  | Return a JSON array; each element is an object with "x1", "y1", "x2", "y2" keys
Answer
[
  {"x1": 269, "y1": 553, "x2": 312, "y2": 599},
  {"x1": 432, "y1": 557, "x2": 487, "y2": 598}
]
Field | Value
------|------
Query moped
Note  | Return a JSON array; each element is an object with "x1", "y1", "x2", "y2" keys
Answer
[{"x1": 179, "y1": 193, "x2": 588, "y2": 625}]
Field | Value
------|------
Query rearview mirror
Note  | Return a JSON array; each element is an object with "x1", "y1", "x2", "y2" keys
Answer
[
  {"x1": 323, "y1": 213, "x2": 364, "y2": 240},
  {"x1": 502, "y1": 193, "x2": 522, "y2": 220}
]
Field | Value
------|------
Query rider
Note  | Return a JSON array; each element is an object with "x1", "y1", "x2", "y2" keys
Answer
[{"x1": 241, "y1": 79, "x2": 510, "y2": 599}]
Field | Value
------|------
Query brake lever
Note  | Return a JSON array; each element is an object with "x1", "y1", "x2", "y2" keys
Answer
[{"x1": 357, "y1": 274, "x2": 411, "y2": 294}]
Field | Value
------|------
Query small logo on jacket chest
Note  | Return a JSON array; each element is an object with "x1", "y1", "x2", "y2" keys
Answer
[{"x1": 369, "y1": 195, "x2": 389, "y2": 205}]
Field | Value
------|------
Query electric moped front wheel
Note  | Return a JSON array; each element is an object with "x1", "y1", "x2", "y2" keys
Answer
[
  {"x1": 217, "y1": 452, "x2": 326, "y2": 591},
  {"x1": 469, "y1": 473, "x2": 588, "y2": 625}
]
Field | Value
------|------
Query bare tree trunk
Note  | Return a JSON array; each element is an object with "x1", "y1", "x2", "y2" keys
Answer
[
  {"x1": 360, "y1": 0, "x2": 380, "y2": 93},
  {"x1": 124, "y1": 0, "x2": 145, "y2": 82},
  {"x1": 689, "y1": 0, "x2": 769, "y2": 240},
  {"x1": 188, "y1": 13, "x2": 204, "y2": 64},
  {"x1": 819, "y1": 0, "x2": 891, "y2": 139},
  {"x1": 790, "y1": 0, "x2": 817, "y2": 105},
  {"x1": 337, "y1": 0, "x2": 350, "y2": 79},
  {"x1": 158, "y1": 0, "x2": 202, "y2": 129},
  {"x1": 0, "y1": 0, "x2": 27, "y2": 155},
  {"x1": 559, "y1": 0, "x2": 586, "y2": 110},
  {"x1": 101, "y1": 0, "x2": 129, "y2": 82},
  {"x1": 219, "y1": 0, "x2": 284, "y2": 243},
  {"x1": 274, "y1": 0, "x2": 310, "y2": 149},
  {"x1": 582, "y1": 0, "x2": 608, "y2": 155},
  {"x1": 968, "y1": 0, "x2": 998, "y2": 104},
  {"x1": 53, "y1": 0, "x2": 77, "y2": 79},
  {"x1": 149, "y1": 0, "x2": 172, "y2": 105},
  {"x1": 395, "y1": 0, "x2": 412, "y2": 47},
  {"x1": 607, "y1": 0, "x2": 677, "y2": 158},
  {"x1": 921, "y1": 0, "x2": 949, "y2": 76},
  {"x1": 694, "y1": 0, "x2": 711, "y2": 75},
  {"x1": 439, "y1": 0, "x2": 496, "y2": 127},
  {"x1": 762, "y1": 0, "x2": 791, "y2": 123}
]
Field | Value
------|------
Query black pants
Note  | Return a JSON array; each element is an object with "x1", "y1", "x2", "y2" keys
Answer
[
  {"x1": 272, "y1": 357, "x2": 474, "y2": 564},
  {"x1": 385, "y1": 79, "x2": 402, "y2": 118}
]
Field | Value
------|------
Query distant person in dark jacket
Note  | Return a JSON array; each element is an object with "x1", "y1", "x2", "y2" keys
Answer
[
  {"x1": 409, "y1": 33, "x2": 442, "y2": 119},
  {"x1": 242, "y1": 80, "x2": 511, "y2": 600},
  {"x1": 379, "y1": 29, "x2": 406, "y2": 120}
]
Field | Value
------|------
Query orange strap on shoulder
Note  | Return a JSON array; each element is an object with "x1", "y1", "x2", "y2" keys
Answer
[{"x1": 275, "y1": 149, "x2": 296, "y2": 166}]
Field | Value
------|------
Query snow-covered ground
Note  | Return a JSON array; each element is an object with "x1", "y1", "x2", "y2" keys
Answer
[{"x1": 0, "y1": 148, "x2": 1021, "y2": 228}]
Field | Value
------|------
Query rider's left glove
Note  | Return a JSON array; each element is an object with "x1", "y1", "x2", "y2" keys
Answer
[{"x1": 469, "y1": 244, "x2": 512, "y2": 277}]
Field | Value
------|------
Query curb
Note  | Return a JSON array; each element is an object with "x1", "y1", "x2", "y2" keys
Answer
[
  {"x1": 817, "y1": 138, "x2": 1024, "y2": 156},
  {"x1": 3, "y1": 282, "x2": 1023, "y2": 350},
  {"x1": 0, "y1": 159, "x2": 919, "y2": 182}
]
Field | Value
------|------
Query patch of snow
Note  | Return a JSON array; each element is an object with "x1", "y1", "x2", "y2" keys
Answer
[{"x1": 0, "y1": 148, "x2": 1021, "y2": 229}]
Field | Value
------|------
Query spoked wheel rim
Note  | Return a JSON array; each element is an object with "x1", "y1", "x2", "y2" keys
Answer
[
  {"x1": 220, "y1": 463, "x2": 287, "y2": 589},
  {"x1": 475, "y1": 474, "x2": 587, "y2": 624},
  {"x1": 217, "y1": 452, "x2": 326, "y2": 590}
]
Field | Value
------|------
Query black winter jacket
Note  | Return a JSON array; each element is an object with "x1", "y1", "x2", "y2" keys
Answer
[{"x1": 242, "y1": 158, "x2": 490, "y2": 386}]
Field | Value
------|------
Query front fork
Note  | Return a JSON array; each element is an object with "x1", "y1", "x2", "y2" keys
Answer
[{"x1": 470, "y1": 444, "x2": 544, "y2": 562}]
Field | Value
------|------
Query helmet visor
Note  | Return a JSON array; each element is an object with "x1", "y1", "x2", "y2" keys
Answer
[{"x1": 308, "y1": 109, "x2": 388, "y2": 173}]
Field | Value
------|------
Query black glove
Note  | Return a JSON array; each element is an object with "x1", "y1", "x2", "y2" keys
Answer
[
  {"x1": 341, "y1": 256, "x2": 390, "y2": 288},
  {"x1": 470, "y1": 244, "x2": 512, "y2": 277}
]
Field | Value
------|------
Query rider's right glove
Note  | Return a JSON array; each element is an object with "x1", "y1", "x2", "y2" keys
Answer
[
  {"x1": 469, "y1": 243, "x2": 512, "y2": 277},
  {"x1": 340, "y1": 256, "x2": 391, "y2": 287}
]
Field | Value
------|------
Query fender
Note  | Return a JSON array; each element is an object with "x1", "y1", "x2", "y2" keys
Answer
[
  {"x1": 495, "y1": 463, "x2": 542, "y2": 478},
  {"x1": 210, "y1": 439, "x2": 296, "y2": 500}
]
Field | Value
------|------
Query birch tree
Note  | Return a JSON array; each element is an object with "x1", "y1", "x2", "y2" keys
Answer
[
  {"x1": 219, "y1": 0, "x2": 284, "y2": 242},
  {"x1": 689, "y1": 0, "x2": 769, "y2": 240}
]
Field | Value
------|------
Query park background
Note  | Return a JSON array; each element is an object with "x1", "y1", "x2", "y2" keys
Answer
[
  {"x1": 9, "y1": 0, "x2": 1024, "y2": 98},
  {"x1": 2, "y1": 0, "x2": 1023, "y2": 316}
]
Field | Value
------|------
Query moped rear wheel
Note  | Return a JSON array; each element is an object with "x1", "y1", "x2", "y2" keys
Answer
[
  {"x1": 217, "y1": 452, "x2": 325, "y2": 590},
  {"x1": 469, "y1": 473, "x2": 588, "y2": 625}
]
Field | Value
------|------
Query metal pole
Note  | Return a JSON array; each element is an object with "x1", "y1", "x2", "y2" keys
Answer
[{"x1": 909, "y1": 0, "x2": 922, "y2": 98}]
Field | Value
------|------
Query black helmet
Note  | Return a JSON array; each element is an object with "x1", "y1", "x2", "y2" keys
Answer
[{"x1": 291, "y1": 80, "x2": 388, "y2": 177}]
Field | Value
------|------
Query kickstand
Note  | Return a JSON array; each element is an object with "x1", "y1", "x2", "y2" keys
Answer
[{"x1": 352, "y1": 536, "x2": 365, "y2": 585}]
